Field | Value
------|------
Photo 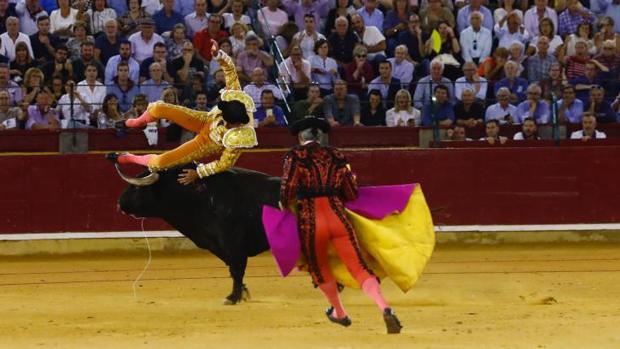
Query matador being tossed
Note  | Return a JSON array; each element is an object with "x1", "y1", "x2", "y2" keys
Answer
[{"x1": 107, "y1": 39, "x2": 257, "y2": 185}]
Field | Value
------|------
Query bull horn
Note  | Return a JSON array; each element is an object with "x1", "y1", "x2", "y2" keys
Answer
[{"x1": 115, "y1": 163, "x2": 160, "y2": 186}]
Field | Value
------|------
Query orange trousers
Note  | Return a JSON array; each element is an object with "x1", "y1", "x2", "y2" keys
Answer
[
  {"x1": 309, "y1": 197, "x2": 373, "y2": 286},
  {"x1": 145, "y1": 102, "x2": 221, "y2": 171}
]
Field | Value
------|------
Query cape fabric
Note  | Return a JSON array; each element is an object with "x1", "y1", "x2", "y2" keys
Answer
[{"x1": 262, "y1": 184, "x2": 435, "y2": 292}]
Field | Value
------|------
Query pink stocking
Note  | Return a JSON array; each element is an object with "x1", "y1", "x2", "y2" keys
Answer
[
  {"x1": 125, "y1": 110, "x2": 154, "y2": 128},
  {"x1": 361, "y1": 277, "x2": 389, "y2": 312},
  {"x1": 118, "y1": 153, "x2": 155, "y2": 167},
  {"x1": 318, "y1": 281, "x2": 347, "y2": 319}
]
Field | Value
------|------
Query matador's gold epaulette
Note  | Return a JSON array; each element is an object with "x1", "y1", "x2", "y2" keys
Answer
[{"x1": 222, "y1": 126, "x2": 258, "y2": 149}]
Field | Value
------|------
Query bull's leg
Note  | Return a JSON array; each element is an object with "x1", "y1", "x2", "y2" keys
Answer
[{"x1": 223, "y1": 256, "x2": 249, "y2": 305}]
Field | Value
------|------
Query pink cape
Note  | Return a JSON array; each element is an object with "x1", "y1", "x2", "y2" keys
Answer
[{"x1": 261, "y1": 184, "x2": 415, "y2": 277}]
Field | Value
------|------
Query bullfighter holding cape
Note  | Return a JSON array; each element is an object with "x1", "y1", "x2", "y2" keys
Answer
[
  {"x1": 262, "y1": 116, "x2": 435, "y2": 334},
  {"x1": 107, "y1": 40, "x2": 257, "y2": 185}
]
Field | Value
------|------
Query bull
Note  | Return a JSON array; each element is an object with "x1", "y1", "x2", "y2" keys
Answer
[{"x1": 116, "y1": 163, "x2": 281, "y2": 304}]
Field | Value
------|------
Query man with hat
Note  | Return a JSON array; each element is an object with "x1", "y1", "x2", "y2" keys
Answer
[
  {"x1": 128, "y1": 17, "x2": 164, "y2": 64},
  {"x1": 107, "y1": 40, "x2": 257, "y2": 184},
  {"x1": 279, "y1": 115, "x2": 403, "y2": 334}
]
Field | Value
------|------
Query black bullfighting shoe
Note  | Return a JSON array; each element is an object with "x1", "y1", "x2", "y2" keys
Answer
[
  {"x1": 325, "y1": 307, "x2": 352, "y2": 327},
  {"x1": 383, "y1": 308, "x2": 402, "y2": 334},
  {"x1": 105, "y1": 152, "x2": 121, "y2": 163}
]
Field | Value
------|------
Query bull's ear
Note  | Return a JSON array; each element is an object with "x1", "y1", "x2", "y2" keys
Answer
[{"x1": 115, "y1": 164, "x2": 160, "y2": 186}]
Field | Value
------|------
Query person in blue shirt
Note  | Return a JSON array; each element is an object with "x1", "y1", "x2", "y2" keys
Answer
[
  {"x1": 422, "y1": 84, "x2": 455, "y2": 126},
  {"x1": 254, "y1": 89, "x2": 287, "y2": 127},
  {"x1": 152, "y1": 0, "x2": 184, "y2": 34}
]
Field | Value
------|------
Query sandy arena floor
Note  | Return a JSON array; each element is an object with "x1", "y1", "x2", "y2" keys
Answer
[{"x1": 0, "y1": 243, "x2": 619, "y2": 349}]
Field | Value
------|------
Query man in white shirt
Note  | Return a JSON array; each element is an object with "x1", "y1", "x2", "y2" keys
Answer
[
  {"x1": 243, "y1": 67, "x2": 284, "y2": 108},
  {"x1": 58, "y1": 80, "x2": 92, "y2": 127},
  {"x1": 76, "y1": 63, "x2": 106, "y2": 113},
  {"x1": 523, "y1": 0, "x2": 558, "y2": 36},
  {"x1": 15, "y1": 0, "x2": 47, "y2": 35},
  {"x1": 494, "y1": 11, "x2": 530, "y2": 49},
  {"x1": 570, "y1": 112, "x2": 607, "y2": 140},
  {"x1": 485, "y1": 87, "x2": 518, "y2": 124},
  {"x1": 350, "y1": 12, "x2": 386, "y2": 62},
  {"x1": 0, "y1": 16, "x2": 34, "y2": 60},
  {"x1": 459, "y1": 11, "x2": 492, "y2": 64},
  {"x1": 128, "y1": 18, "x2": 164, "y2": 63},
  {"x1": 184, "y1": 0, "x2": 208, "y2": 37},
  {"x1": 278, "y1": 45, "x2": 310, "y2": 99},
  {"x1": 104, "y1": 40, "x2": 140, "y2": 85},
  {"x1": 513, "y1": 117, "x2": 540, "y2": 140},
  {"x1": 455, "y1": 62, "x2": 487, "y2": 101},
  {"x1": 387, "y1": 45, "x2": 414, "y2": 87},
  {"x1": 291, "y1": 14, "x2": 325, "y2": 59}
]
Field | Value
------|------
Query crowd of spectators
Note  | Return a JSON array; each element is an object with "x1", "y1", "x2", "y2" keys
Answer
[{"x1": 0, "y1": 0, "x2": 617, "y2": 142}]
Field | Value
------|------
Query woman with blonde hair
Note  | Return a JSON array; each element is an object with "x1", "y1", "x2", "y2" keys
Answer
[
  {"x1": 386, "y1": 89, "x2": 421, "y2": 127},
  {"x1": 22, "y1": 67, "x2": 45, "y2": 105},
  {"x1": 229, "y1": 22, "x2": 257, "y2": 58}
]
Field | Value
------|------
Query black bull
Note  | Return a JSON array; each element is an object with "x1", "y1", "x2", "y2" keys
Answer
[{"x1": 118, "y1": 164, "x2": 281, "y2": 304}]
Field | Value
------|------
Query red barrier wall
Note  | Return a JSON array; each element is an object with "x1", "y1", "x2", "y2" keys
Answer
[{"x1": 1, "y1": 145, "x2": 619, "y2": 233}]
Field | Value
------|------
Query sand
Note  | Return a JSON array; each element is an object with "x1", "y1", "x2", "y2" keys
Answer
[{"x1": 0, "y1": 243, "x2": 619, "y2": 349}]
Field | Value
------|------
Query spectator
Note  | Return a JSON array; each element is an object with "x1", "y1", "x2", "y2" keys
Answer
[
  {"x1": 523, "y1": 0, "x2": 558, "y2": 37},
  {"x1": 15, "y1": 0, "x2": 48, "y2": 36},
  {"x1": 71, "y1": 42, "x2": 105, "y2": 82},
  {"x1": 128, "y1": 17, "x2": 164, "y2": 63},
  {"x1": 106, "y1": 61, "x2": 139, "y2": 112},
  {"x1": 169, "y1": 40, "x2": 205, "y2": 87},
  {"x1": 324, "y1": 0, "x2": 355, "y2": 35},
  {"x1": 388, "y1": 45, "x2": 414, "y2": 87},
  {"x1": 570, "y1": 61, "x2": 604, "y2": 104},
  {"x1": 106, "y1": 0, "x2": 128, "y2": 17},
  {"x1": 528, "y1": 18, "x2": 563, "y2": 55},
  {"x1": 257, "y1": 0, "x2": 289, "y2": 37},
  {"x1": 327, "y1": 16, "x2": 359, "y2": 65},
  {"x1": 236, "y1": 34, "x2": 274, "y2": 84},
  {"x1": 278, "y1": 44, "x2": 310, "y2": 100},
  {"x1": 516, "y1": 84, "x2": 550, "y2": 124},
  {"x1": 94, "y1": 19, "x2": 122, "y2": 66},
  {"x1": 0, "y1": 90, "x2": 22, "y2": 129},
  {"x1": 350, "y1": 13, "x2": 386, "y2": 62},
  {"x1": 206, "y1": 68, "x2": 225, "y2": 106},
  {"x1": 57, "y1": 79, "x2": 91, "y2": 127},
  {"x1": 597, "y1": 2, "x2": 620, "y2": 34},
  {"x1": 222, "y1": 0, "x2": 250, "y2": 30},
  {"x1": 367, "y1": 60, "x2": 400, "y2": 108},
  {"x1": 540, "y1": 62, "x2": 566, "y2": 103},
  {"x1": 29, "y1": 15, "x2": 58, "y2": 65},
  {"x1": 459, "y1": 11, "x2": 492, "y2": 65},
  {"x1": 118, "y1": 0, "x2": 151, "y2": 37},
  {"x1": 557, "y1": 84, "x2": 583, "y2": 124},
  {"x1": 171, "y1": 0, "x2": 192, "y2": 17},
  {"x1": 397, "y1": 14, "x2": 427, "y2": 68},
  {"x1": 448, "y1": 125, "x2": 472, "y2": 141},
  {"x1": 419, "y1": 0, "x2": 455, "y2": 33},
  {"x1": 9, "y1": 41, "x2": 36, "y2": 80},
  {"x1": 152, "y1": 0, "x2": 184, "y2": 34},
  {"x1": 0, "y1": 16, "x2": 34, "y2": 61},
  {"x1": 99, "y1": 93, "x2": 124, "y2": 127},
  {"x1": 494, "y1": 11, "x2": 530, "y2": 50},
  {"x1": 485, "y1": 87, "x2": 518, "y2": 124},
  {"x1": 360, "y1": 89, "x2": 386, "y2": 126},
  {"x1": 561, "y1": 40, "x2": 592, "y2": 81},
  {"x1": 592, "y1": 39, "x2": 620, "y2": 93},
  {"x1": 423, "y1": 21, "x2": 461, "y2": 81},
  {"x1": 527, "y1": 36, "x2": 558, "y2": 83},
  {"x1": 291, "y1": 83, "x2": 324, "y2": 124},
  {"x1": 564, "y1": 22, "x2": 596, "y2": 57},
  {"x1": 455, "y1": 62, "x2": 487, "y2": 101},
  {"x1": 356, "y1": 0, "x2": 383, "y2": 30},
  {"x1": 22, "y1": 67, "x2": 44, "y2": 105},
  {"x1": 323, "y1": 79, "x2": 361, "y2": 126},
  {"x1": 66, "y1": 21, "x2": 94, "y2": 61},
  {"x1": 184, "y1": 0, "x2": 208, "y2": 37},
  {"x1": 421, "y1": 84, "x2": 454, "y2": 127},
  {"x1": 494, "y1": 61, "x2": 529, "y2": 104},
  {"x1": 557, "y1": 0, "x2": 595, "y2": 37},
  {"x1": 243, "y1": 67, "x2": 283, "y2": 108},
  {"x1": 86, "y1": 0, "x2": 117, "y2": 37},
  {"x1": 122, "y1": 93, "x2": 148, "y2": 119},
  {"x1": 193, "y1": 13, "x2": 228, "y2": 63},
  {"x1": 104, "y1": 40, "x2": 140, "y2": 85},
  {"x1": 49, "y1": 0, "x2": 78, "y2": 37},
  {"x1": 383, "y1": 0, "x2": 411, "y2": 54},
  {"x1": 493, "y1": 0, "x2": 523, "y2": 24},
  {"x1": 570, "y1": 112, "x2": 606, "y2": 140},
  {"x1": 594, "y1": 16, "x2": 620, "y2": 54},
  {"x1": 0, "y1": 62, "x2": 23, "y2": 105},
  {"x1": 480, "y1": 119, "x2": 508, "y2": 144},
  {"x1": 282, "y1": 0, "x2": 330, "y2": 33},
  {"x1": 194, "y1": 91, "x2": 208, "y2": 111},
  {"x1": 26, "y1": 87, "x2": 59, "y2": 129},
  {"x1": 456, "y1": 0, "x2": 493, "y2": 33},
  {"x1": 139, "y1": 42, "x2": 173, "y2": 83},
  {"x1": 291, "y1": 14, "x2": 325, "y2": 60},
  {"x1": 274, "y1": 22, "x2": 298, "y2": 57},
  {"x1": 140, "y1": 62, "x2": 170, "y2": 102},
  {"x1": 254, "y1": 89, "x2": 287, "y2": 127},
  {"x1": 0, "y1": 0, "x2": 18, "y2": 34},
  {"x1": 585, "y1": 86, "x2": 616, "y2": 123},
  {"x1": 414, "y1": 59, "x2": 454, "y2": 109},
  {"x1": 455, "y1": 88, "x2": 484, "y2": 128},
  {"x1": 386, "y1": 88, "x2": 420, "y2": 127},
  {"x1": 40, "y1": 44, "x2": 72, "y2": 85},
  {"x1": 229, "y1": 22, "x2": 253, "y2": 58},
  {"x1": 508, "y1": 42, "x2": 526, "y2": 77},
  {"x1": 180, "y1": 73, "x2": 206, "y2": 106},
  {"x1": 513, "y1": 117, "x2": 539, "y2": 140},
  {"x1": 49, "y1": 74, "x2": 64, "y2": 106},
  {"x1": 76, "y1": 63, "x2": 106, "y2": 119},
  {"x1": 309, "y1": 39, "x2": 338, "y2": 96}
]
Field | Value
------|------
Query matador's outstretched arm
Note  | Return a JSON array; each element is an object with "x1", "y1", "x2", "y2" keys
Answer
[{"x1": 211, "y1": 40, "x2": 241, "y2": 91}]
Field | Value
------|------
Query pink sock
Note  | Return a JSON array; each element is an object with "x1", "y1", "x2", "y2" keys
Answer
[
  {"x1": 118, "y1": 153, "x2": 154, "y2": 167},
  {"x1": 125, "y1": 110, "x2": 154, "y2": 128},
  {"x1": 318, "y1": 281, "x2": 347, "y2": 318},
  {"x1": 361, "y1": 277, "x2": 389, "y2": 312}
]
